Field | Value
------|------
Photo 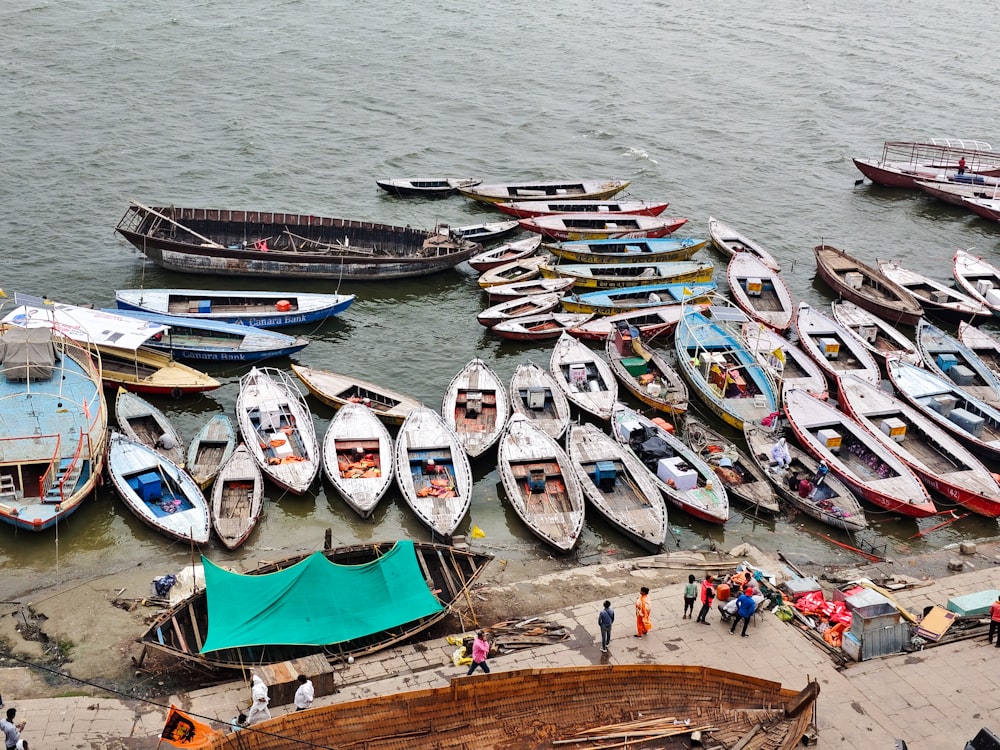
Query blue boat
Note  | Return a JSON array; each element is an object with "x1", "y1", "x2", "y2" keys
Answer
[
  {"x1": 0, "y1": 324, "x2": 108, "y2": 531},
  {"x1": 561, "y1": 282, "x2": 716, "y2": 316},
  {"x1": 674, "y1": 298, "x2": 778, "y2": 430},
  {"x1": 114, "y1": 288, "x2": 354, "y2": 328},
  {"x1": 103, "y1": 308, "x2": 309, "y2": 362}
]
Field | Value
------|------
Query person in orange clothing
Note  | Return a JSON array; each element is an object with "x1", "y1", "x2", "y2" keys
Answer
[
  {"x1": 634, "y1": 587, "x2": 652, "y2": 637},
  {"x1": 989, "y1": 595, "x2": 1000, "y2": 647}
]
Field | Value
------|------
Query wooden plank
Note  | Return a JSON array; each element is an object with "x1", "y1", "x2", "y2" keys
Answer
[
  {"x1": 435, "y1": 548, "x2": 460, "y2": 601},
  {"x1": 188, "y1": 602, "x2": 204, "y2": 650},
  {"x1": 171, "y1": 615, "x2": 190, "y2": 655}
]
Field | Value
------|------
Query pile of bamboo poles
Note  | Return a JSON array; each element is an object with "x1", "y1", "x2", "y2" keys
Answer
[
  {"x1": 488, "y1": 616, "x2": 570, "y2": 652},
  {"x1": 554, "y1": 715, "x2": 714, "y2": 749}
]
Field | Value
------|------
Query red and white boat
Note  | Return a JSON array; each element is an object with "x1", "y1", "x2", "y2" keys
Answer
[
  {"x1": 517, "y1": 214, "x2": 688, "y2": 241},
  {"x1": 914, "y1": 177, "x2": 1000, "y2": 207},
  {"x1": 467, "y1": 236, "x2": 542, "y2": 273},
  {"x1": 491, "y1": 312, "x2": 593, "y2": 342},
  {"x1": 853, "y1": 139, "x2": 1000, "y2": 188},
  {"x1": 726, "y1": 252, "x2": 794, "y2": 333},
  {"x1": 877, "y1": 259, "x2": 992, "y2": 321},
  {"x1": 839, "y1": 373, "x2": 1000, "y2": 518},
  {"x1": 958, "y1": 321, "x2": 1000, "y2": 381},
  {"x1": 484, "y1": 277, "x2": 576, "y2": 303},
  {"x1": 495, "y1": 199, "x2": 669, "y2": 219},
  {"x1": 567, "y1": 305, "x2": 690, "y2": 342},
  {"x1": 953, "y1": 249, "x2": 1000, "y2": 315},
  {"x1": 783, "y1": 387, "x2": 937, "y2": 518},
  {"x1": 964, "y1": 195, "x2": 1000, "y2": 223},
  {"x1": 794, "y1": 302, "x2": 881, "y2": 390},
  {"x1": 477, "y1": 293, "x2": 561, "y2": 327},
  {"x1": 831, "y1": 299, "x2": 921, "y2": 366}
]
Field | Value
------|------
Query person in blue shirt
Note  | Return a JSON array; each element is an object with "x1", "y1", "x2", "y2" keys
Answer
[
  {"x1": 729, "y1": 587, "x2": 757, "y2": 638},
  {"x1": 598, "y1": 600, "x2": 615, "y2": 652}
]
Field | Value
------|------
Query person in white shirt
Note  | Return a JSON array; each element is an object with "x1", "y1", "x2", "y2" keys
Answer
[
  {"x1": 294, "y1": 674, "x2": 314, "y2": 711},
  {"x1": 770, "y1": 437, "x2": 791, "y2": 468},
  {"x1": 245, "y1": 674, "x2": 271, "y2": 725}
]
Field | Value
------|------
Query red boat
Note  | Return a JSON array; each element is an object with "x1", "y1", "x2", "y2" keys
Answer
[
  {"x1": 853, "y1": 139, "x2": 1000, "y2": 189},
  {"x1": 783, "y1": 387, "x2": 937, "y2": 518},
  {"x1": 490, "y1": 312, "x2": 593, "y2": 341},
  {"x1": 495, "y1": 199, "x2": 669, "y2": 219},
  {"x1": 517, "y1": 214, "x2": 688, "y2": 241},
  {"x1": 839, "y1": 374, "x2": 1000, "y2": 518}
]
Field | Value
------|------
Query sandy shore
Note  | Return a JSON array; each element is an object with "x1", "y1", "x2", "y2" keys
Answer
[{"x1": 2, "y1": 534, "x2": 998, "y2": 703}]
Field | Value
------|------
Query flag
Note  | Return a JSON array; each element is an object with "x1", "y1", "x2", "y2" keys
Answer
[
  {"x1": 0, "y1": 289, "x2": 6, "y2": 298},
  {"x1": 471, "y1": 525, "x2": 486, "y2": 539},
  {"x1": 160, "y1": 706, "x2": 218, "y2": 748},
  {"x1": 771, "y1": 346, "x2": 786, "y2": 365}
]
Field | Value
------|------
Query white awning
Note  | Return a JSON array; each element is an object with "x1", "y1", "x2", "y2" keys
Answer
[{"x1": 2, "y1": 296, "x2": 168, "y2": 351}]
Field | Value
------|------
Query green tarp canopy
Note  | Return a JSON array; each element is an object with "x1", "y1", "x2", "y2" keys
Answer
[{"x1": 199, "y1": 540, "x2": 443, "y2": 653}]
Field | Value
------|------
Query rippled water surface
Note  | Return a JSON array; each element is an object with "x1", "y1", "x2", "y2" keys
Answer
[{"x1": 2, "y1": 0, "x2": 999, "y2": 597}]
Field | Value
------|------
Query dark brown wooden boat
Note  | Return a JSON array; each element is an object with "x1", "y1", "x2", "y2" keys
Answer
[
  {"x1": 204, "y1": 665, "x2": 819, "y2": 750},
  {"x1": 114, "y1": 201, "x2": 480, "y2": 281},
  {"x1": 137, "y1": 541, "x2": 492, "y2": 671},
  {"x1": 813, "y1": 244, "x2": 923, "y2": 325}
]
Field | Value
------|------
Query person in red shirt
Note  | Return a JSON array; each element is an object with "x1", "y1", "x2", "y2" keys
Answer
[
  {"x1": 989, "y1": 596, "x2": 1000, "y2": 647},
  {"x1": 958, "y1": 156, "x2": 967, "y2": 175},
  {"x1": 695, "y1": 575, "x2": 715, "y2": 624}
]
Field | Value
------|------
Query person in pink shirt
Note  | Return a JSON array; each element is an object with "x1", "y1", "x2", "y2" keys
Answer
[
  {"x1": 989, "y1": 596, "x2": 1000, "y2": 647},
  {"x1": 466, "y1": 631, "x2": 492, "y2": 675}
]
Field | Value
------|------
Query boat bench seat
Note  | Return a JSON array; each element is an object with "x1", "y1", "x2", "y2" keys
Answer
[{"x1": 0, "y1": 474, "x2": 16, "y2": 500}]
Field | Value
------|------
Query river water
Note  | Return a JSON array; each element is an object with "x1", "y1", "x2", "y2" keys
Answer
[{"x1": 2, "y1": 0, "x2": 999, "y2": 600}]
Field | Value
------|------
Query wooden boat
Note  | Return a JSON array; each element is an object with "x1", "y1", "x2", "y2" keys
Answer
[
  {"x1": 673, "y1": 299, "x2": 778, "y2": 429},
  {"x1": 953, "y1": 249, "x2": 1000, "y2": 315},
  {"x1": 442, "y1": 358, "x2": 509, "y2": 458},
  {"x1": 566, "y1": 422, "x2": 667, "y2": 551},
  {"x1": 707, "y1": 216, "x2": 781, "y2": 271},
  {"x1": 964, "y1": 194, "x2": 1000, "y2": 222},
  {"x1": 138, "y1": 540, "x2": 492, "y2": 670},
  {"x1": 98, "y1": 344, "x2": 222, "y2": 396},
  {"x1": 467, "y1": 235, "x2": 542, "y2": 272},
  {"x1": 0, "y1": 325, "x2": 108, "y2": 532},
  {"x1": 498, "y1": 414, "x2": 585, "y2": 552},
  {"x1": 794, "y1": 302, "x2": 880, "y2": 388},
  {"x1": 490, "y1": 312, "x2": 594, "y2": 341},
  {"x1": 853, "y1": 139, "x2": 1000, "y2": 188},
  {"x1": 568, "y1": 305, "x2": 688, "y2": 342},
  {"x1": 508, "y1": 362, "x2": 572, "y2": 440},
  {"x1": 611, "y1": 403, "x2": 729, "y2": 524},
  {"x1": 375, "y1": 176, "x2": 481, "y2": 197},
  {"x1": 958, "y1": 321, "x2": 1000, "y2": 380},
  {"x1": 782, "y1": 387, "x2": 936, "y2": 518},
  {"x1": 115, "y1": 288, "x2": 354, "y2": 329},
  {"x1": 495, "y1": 198, "x2": 669, "y2": 219},
  {"x1": 549, "y1": 332, "x2": 618, "y2": 420},
  {"x1": 115, "y1": 387, "x2": 185, "y2": 467},
  {"x1": 107, "y1": 431, "x2": 211, "y2": 543},
  {"x1": 395, "y1": 406, "x2": 472, "y2": 538},
  {"x1": 914, "y1": 176, "x2": 1000, "y2": 206},
  {"x1": 477, "y1": 293, "x2": 561, "y2": 327},
  {"x1": 539, "y1": 259, "x2": 713, "y2": 289},
  {"x1": 887, "y1": 357, "x2": 1000, "y2": 463},
  {"x1": 917, "y1": 319, "x2": 1000, "y2": 406},
  {"x1": 877, "y1": 258, "x2": 992, "y2": 320},
  {"x1": 210, "y1": 444, "x2": 265, "y2": 549},
  {"x1": 839, "y1": 373, "x2": 1000, "y2": 518},
  {"x1": 186, "y1": 414, "x2": 236, "y2": 489},
  {"x1": 813, "y1": 244, "x2": 923, "y2": 326},
  {"x1": 484, "y1": 277, "x2": 576, "y2": 302},
  {"x1": 196, "y1": 664, "x2": 818, "y2": 750},
  {"x1": 115, "y1": 201, "x2": 481, "y2": 281},
  {"x1": 681, "y1": 417, "x2": 780, "y2": 514},
  {"x1": 458, "y1": 178, "x2": 631, "y2": 205},
  {"x1": 439, "y1": 219, "x2": 519, "y2": 244},
  {"x1": 1, "y1": 297, "x2": 221, "y2": 396},
  {"x1": 561, "y1": 282, "x2": 716, "y2": 315},
  {"x1": 477, "y1": 256, "x2": 547, "y2": 288},
  {"x1": 741, "y1": 323, "x2": 829, "y2": 402},
  {"x1": 322, "y1": 402, "x2": 394, "y2": 518},
  {"x1": 605, "y1": 322, "x2": 687, "y2": 415},
  {"x1": 235, "y1": 367, "x2": 320, "y2": 495},
  {"x1": 518, "y1": 213, "x2": 688, "y2": 241},
  {"x1": 102, "y1": 308, "x2": 310, "y2": 362},
  {"x1": 726, "y1": 252, "x2": 794, "y2": 332},
  {"x1": 743, "y1": 423, "x2": 868, "y2": 532},
  {"x1": 545, "y1": 236, "x2": 707, "y2": 265},
  {"x1": 290, "y1": 364, "x2": 419, "y2": 426},
  {"x1": 831, "y1": 299, "x2": 921, "y2": 366}
]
